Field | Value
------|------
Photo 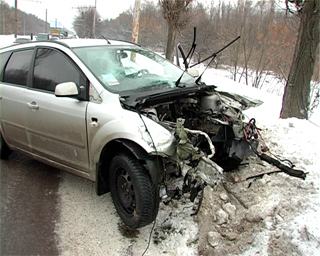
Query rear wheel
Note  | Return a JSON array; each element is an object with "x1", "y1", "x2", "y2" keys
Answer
[
  {"x1": 109, "y1": 154, "x2": 159, "y2": 229},
  {"x1": 0, "y1": 134, "x2": 12, "y2": 159}
]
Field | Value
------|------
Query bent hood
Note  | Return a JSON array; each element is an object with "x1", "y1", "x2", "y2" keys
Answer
[{"x1": 121, "y1": 84, "x2": 263, "y2": 110}]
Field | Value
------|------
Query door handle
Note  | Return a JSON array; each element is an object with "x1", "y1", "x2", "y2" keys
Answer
[{"x1": 27, "y1": 101, "x2": 39, "y2": 110}]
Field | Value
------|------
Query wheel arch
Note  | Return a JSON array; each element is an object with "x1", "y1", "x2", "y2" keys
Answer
[{"x1": 95, "y1": 139, "x2": 164, "y2": 196}]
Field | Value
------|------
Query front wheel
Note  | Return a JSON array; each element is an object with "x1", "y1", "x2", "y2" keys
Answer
[{"x1": 109, "y1": 154, "x2": 159, "y2": 229}]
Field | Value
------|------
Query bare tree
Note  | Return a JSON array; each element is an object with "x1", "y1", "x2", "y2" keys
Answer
[
  {"x1": 100, "y1": 11, "x2": 133, "y2": 41},
  {"x1": 0, "y1": 2, "x2": 48, "y2": 36},
  {"x1": 159, "y1": 0, "x2": 193, "y2": 61},
  {"x1": 73, "y1": 7, "x2": 101, "y2": 38},
  {"x1": 139, "y1": 2, "x2": 166, "y2": 49},
  {"x1": 280, "y1": 0, "x2": 320, "y2": 119}
]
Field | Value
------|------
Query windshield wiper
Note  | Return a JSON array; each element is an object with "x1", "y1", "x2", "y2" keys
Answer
[
  {"x1": 175, "y1": 27, "x2": 240, "y2": 85},
  {"x1": 175, "y1": 27, "x2": 197, "y2": 87},
  {"x1": 175, "y1": 71, "x2": 187, "y2": 87},
  {"x1": 194, "y1": 36, "x2": 240, "y2": 85}
]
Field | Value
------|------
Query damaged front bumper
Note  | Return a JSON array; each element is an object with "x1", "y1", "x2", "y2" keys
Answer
[{"x1": 153, "y1": 116, "x2": 307, "y2": 210}]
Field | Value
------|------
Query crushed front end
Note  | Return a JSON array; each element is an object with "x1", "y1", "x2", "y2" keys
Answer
[{"x1": 134, "y1": 86, "x2": 264, "y2": 192}]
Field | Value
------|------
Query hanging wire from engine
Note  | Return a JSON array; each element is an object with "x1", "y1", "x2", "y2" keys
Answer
[
  {"x1": 137, "y1": 111, "x2": 159, "y2": 256},
  {"x1": 244, "y1": 118, "x2": 268, "y2": 152}
]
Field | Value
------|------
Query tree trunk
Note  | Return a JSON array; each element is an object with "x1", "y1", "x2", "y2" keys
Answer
[
  {"x1": 165, "y1": 24, "x2": 177, "y2": 61},
  {"x1": 280, "y1": 0, "x2": 319, "y2": 119}
]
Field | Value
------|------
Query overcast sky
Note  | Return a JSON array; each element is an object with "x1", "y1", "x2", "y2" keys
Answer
[{"x1": 4, "y1": 0, "x2": 156, "y2": 30}]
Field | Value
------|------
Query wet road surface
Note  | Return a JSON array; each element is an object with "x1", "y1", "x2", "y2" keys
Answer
[{"x1": 1, "y1": 152, "x2": 61, "y2": 256}]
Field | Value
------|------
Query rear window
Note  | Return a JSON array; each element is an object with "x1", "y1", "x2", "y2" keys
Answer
[
  {"x1": 3, "y1": 49, "x2": 33, "y2": 86},
  {"x1": 0, "y1": 52, "x2": 11, "y2": 79}
]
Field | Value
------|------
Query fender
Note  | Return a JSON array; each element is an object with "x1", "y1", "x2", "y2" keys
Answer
[
  {"x1": 87, "y1": 109, "x2": 175, "y2": 175},
  {"x1": 95, "y1": 139, "x2": 165, "y2": 196},
  {"x1": 116, "y1": 139, "x2": 165, "y2": 185}
]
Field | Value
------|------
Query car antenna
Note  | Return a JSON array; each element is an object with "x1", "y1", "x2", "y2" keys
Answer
[
  {"x1": 195, "y1": 36, "x2": 240, "y2": 85},
  {"x1": 93, "y1": 27, "x2": 111, "y2": 44}
]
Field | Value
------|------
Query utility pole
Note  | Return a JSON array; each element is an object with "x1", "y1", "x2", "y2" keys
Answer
[
  {"x1": 92, "y1": 0, "x2": 97, "y2": 38},
  {"x1": 13, "y1": 0, "x2": 43, "y2": 37},
  {"x1": 132, "y1": 0, "x2": 141, "y2": 44},
  {"x1": 45, "y1": 9, "x2": 48, "y2": 33},
  {"x1": 2, "y1": 3, "x2": 6, "y2": 34},
  {"x1": 14, "y1": 0, "x2": 18, "y2": 38}
]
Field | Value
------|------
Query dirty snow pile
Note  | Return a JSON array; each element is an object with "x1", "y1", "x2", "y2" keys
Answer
[
  {"x1": 197, "y1": 118, "x2": 320, "y2": 256},
  {"x1": 197, "y1": 70, "x2": 320, "y2": 256}
]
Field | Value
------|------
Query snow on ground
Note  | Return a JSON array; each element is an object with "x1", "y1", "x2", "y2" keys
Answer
[
  {"x1": 55, "y1": 173, "x2": 199, "y2": 256},
  {"x1": 1, "y1": 35, "x2": 319, "y2": 255},
  {"x1": 0, "y1": 34, "x2": 30, "y2": 48},
  {"x1": 197, "y1": 116, "x2": 320, "y2": 255},
  {"x1": 199, "y1": 69, "x2": 320, "y2": 255}
]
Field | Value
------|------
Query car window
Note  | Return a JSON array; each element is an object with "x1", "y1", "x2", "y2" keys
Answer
[
  {"x1": 3, "y1": 49, "x2": 33, "y2": 86},
  {"x1": 33, "y1": 48, "x2": 87, "y2": 93},
  {"x1": 0, "y1": 52, "x2": 11, "y2": 79},
  {"x1": 73, "y1": 46, "x2": 195, "y2": 95}
]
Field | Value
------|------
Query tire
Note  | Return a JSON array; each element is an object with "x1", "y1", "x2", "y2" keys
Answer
[
  {"x1": 0, "y1": 134, "x2": 12, "y2": 159},
  {"x1": 109, "y1": 154, "x2": 159, "y2": 229}
]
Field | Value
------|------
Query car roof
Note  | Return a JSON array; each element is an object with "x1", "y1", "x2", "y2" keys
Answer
[
  {"x1": 0, "y1": 39, "x2": 138, "y2": 52},
  {"x1": 59, "y1": 39, "x2": 137, "y2": 48}
]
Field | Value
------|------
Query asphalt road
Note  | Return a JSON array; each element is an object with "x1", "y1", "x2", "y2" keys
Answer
[{"x1": 1, "y1": 151, "x2": 61, "y2": 256}]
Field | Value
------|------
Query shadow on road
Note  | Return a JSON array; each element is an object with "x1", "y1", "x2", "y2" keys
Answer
[{"x1": 1, "y1": 152, "x2": 61, "y2": 256}]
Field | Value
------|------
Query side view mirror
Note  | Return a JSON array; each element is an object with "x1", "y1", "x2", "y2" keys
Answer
[
  {"x1": 187, "y1": 68, "x2": 199, "y2": 77},
  {"x1": 55, "y1": 82, "x2": 80, "y2": 97},
  {"x1": 120, "y1": 52, "x2": 128, "y2": 59}
]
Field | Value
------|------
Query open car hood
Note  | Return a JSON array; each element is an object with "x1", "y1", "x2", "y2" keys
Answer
[{"x1": 121, "y1": 84, "x2": 263, "y2": 110}]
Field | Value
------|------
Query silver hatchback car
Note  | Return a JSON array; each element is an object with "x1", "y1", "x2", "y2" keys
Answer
[{"x1": 0, "y1": 39, "x2": 262, "y2": 228}]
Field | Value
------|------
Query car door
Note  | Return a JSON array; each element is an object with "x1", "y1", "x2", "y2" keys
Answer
[
  {"x1": 26, "y1": 47, "x2": 90, "y2": 172},
  {"x1": 0, "y1": 49, "x2": 34, "y2": 153}
]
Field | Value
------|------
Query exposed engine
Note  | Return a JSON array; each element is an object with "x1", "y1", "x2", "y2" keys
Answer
[{"x1": 141, "y1": 90, "x2": 258, "y2": 171}]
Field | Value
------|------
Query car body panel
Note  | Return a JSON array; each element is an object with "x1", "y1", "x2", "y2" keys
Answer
[
  {"x1": 0, "y1": 83, "x2": 30, "y2": 152},
  {"x1": 85, "y1": 93, "x2": 176, "y2": 180},
  {"x1": 25, "y1": 89, "x2": 90, "y2": 172}
]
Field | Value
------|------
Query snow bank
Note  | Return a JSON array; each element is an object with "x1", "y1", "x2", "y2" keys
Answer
[
  {"x1": 0, "y1": 34, "x2": 16, "y2": 48},
  {"x1": 199, "y1": 72, "x2": 320, "y2": 256}
]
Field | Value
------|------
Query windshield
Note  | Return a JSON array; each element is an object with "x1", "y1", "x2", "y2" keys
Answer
[{"x1": 73, "y1": 45, "x2": 195, "y2": 94}]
